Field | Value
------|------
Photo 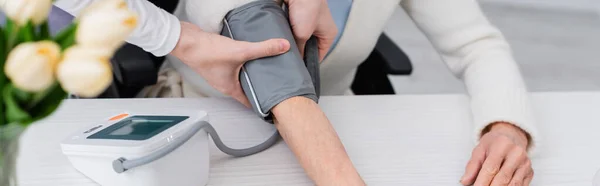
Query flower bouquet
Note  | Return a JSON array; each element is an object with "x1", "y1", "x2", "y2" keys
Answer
[{"x1": 0, "y1": 0, "x2": 138, "y2": 185}]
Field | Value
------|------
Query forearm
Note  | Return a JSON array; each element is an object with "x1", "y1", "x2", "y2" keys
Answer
[
  {"x1": 401, "y1": 0, "x2": 538, "y2": 152},
  {"x1": 272, "y1": 96, "x2": 364, "y2": 186},
  {"x1": 54, "y1": 0, "x2": 180, "y2": 56}
]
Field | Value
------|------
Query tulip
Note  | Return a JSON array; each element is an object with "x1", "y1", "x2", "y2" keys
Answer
[
  {"x1": 56, "y1": 46, "x2": 114, "y2": 98},
  {"x1": 76, "y1": 0, "x2": 138, "y2": 50},
  {"x1": 3, "y1": 0, "x2": 53, "y2": 25},
  {"x1": 4, "y1": 41, "x2": 61, "y2": 92}
]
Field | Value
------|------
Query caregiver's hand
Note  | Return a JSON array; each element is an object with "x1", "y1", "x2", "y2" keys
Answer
[
  {"x1": 285, "y1": 0, "x2": 337, "y2": 61},
  {"x1": 170, "y1": 21, "x2": 290, "y2": 106},
  {"x1": 461, "y1": 123, "x2": 533, "y2": 186}
]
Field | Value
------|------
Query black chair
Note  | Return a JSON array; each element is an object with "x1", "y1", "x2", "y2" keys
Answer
[
  {"x1": 96, "y1": 44, "x2": 158, "y2": 98},
  {"x1": 351, "y1": 33, "x2": 413, "y2": 95},
  {"x1": 97, "y1": 0, "x2": 180, "y2": 98}
]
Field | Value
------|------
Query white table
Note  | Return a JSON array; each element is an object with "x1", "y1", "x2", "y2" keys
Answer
[{"x1": 16, "y1": 92, "x2": 600, "y2": 185}]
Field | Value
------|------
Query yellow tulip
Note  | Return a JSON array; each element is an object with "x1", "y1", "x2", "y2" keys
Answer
[
  {"x1": 4, "y1": 41, "x2": 61, "y2": 92},
  {"x1": 3, "y1": 0, "x2": 53, "y2": 25},
  {"x1": 56, "y1": 46, "x2": 114, "y2": 98},
  {"x1": 76, "y1": 0, "x2": 138, "y2": 50}
]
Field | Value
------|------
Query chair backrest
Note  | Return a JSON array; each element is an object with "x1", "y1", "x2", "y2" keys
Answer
[
  {"x1": 320, "y1": 0, "x2": 399, "y2": 95},
  {"x1": 148, "y1": 0, "x2": 180, "y2": 14}
]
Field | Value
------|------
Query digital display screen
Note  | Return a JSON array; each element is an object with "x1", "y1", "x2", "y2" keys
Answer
[{"x1": 87, "y1": 115, "x2": 189, "y2": 140}]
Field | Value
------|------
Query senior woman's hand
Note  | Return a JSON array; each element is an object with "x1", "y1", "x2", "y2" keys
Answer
[
  {"x1": 461, "y1": 123, "x2": 533, "y2": 186},
  {"x1": 285, "y1": 0, "x2": 337, "y2": 61}
]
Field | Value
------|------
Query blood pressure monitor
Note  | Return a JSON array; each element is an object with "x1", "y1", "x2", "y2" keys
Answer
[{"x1": 61, "y1": 110, "x2": 278, "y2": 186}]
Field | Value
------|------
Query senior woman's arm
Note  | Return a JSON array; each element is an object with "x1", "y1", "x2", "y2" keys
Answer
[{"x1": 401, "y1": 0, "x2": 538, "y2": 185}]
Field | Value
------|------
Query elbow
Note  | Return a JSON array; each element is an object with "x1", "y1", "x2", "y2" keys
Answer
[
  {"x1": 439, "y1": 24, "x2": 511, "y2": 58},
  {"x1": 438, "y1": 25, "x2": 514, "y2": 78}
]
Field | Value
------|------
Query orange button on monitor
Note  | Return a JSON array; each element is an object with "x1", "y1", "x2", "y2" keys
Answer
[{"x1": 109, "y1": 113, "x2": 129, "y2": 121}]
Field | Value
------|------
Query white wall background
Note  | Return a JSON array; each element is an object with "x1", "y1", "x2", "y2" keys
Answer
[
  {"x1": 385, "y1": 0, "x2": 600, "y2": 94},
  {"x1": 481, "y1": 0, "x2": 599, "y2": 12}
]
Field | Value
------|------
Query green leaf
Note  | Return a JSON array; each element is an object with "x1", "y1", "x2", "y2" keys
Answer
[
  {"x1": 0, "y1": 25, "x2": 6, "y2": 64},
  {"x1": 0, "y1": 90, "x2": 5, "y2": 126},
  {"x1": 29, "y1": 84, "x2": 67, "y2": 122},
  {"x1": 19, "y1": 21, "x2": 35, "y2": 43},
  {"x1": 59, "y1": 34, "x2": 76, "y2": 50},
  {"x1": 39, "y1": 22, "x2": 50, "y2": 41},
  {"x1": 0, "y1": 26, "x2": 6, "y2": 126},
  {"x1": 53, "y1": 24, "x2": 73, "y2": 42},
  {"x1": 0, "y1": 27, "x2": 6, "y2": 83},
  {"x1": 12, "y1": 88, "x2": 32, "y2": 103},
  {"x1": 3, "y1": 84, "x2": 32, "y2": 124},
  {"x1": 5, "y1": 18, "x2": 17, "y2": 50},
  {"x1": 54, "y1": 23, "x2": 77, "y2": 50},
  {"x1": 27, "y1": 83, "x2": 57, "y2": 109},
  {"x1": 4, "y1": 19, "x2": 14, "y2": 40}
]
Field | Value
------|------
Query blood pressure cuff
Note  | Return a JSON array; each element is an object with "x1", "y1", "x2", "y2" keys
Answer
[{"x1": 221, "y1": 0, "x2": 320, "y2": 123}]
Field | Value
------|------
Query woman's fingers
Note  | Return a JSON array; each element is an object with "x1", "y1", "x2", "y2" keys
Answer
[
  {"x1": 490, "y1": 146, "x2": 527, "y2": 186},
  {"x1": 285, "y1": 0, "x2": 321, "y2": 56},
  {"x1": 524, "y1": 167, "x2": 534, "y2": 186},
  {"x1": 473, "y1": 136, "x2": 512, "y2": 186},
  {"x1": 461, "y1": 145, "x2": 486, "y2": 185},
  {"x1": 507, "y1": 160, "x2": 532, "y2": 186},
  {"x1": 239, "y1": 39, "x2": 290, "y2": 62},
  {"x1": 473, "y1": 153, "x2": 503, "y2": 186}
]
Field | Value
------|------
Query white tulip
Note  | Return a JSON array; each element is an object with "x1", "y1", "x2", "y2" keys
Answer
[
  {"x1": 4, "y1": 41, "x2": 61, "y2": 92},
  {"x1": 57, "y1": 46, "x2": 114, "y2": 98},
  {"x1": 3, "y1": 0, "x2": 53, "y2": 25},
  {"x1": 76, "y1": 0, "x2": 138, "y2": 49}
]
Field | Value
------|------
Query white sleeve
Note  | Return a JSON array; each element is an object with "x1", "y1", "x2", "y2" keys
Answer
[
  {"x1": 54, "y1": 0, "x2": 181, "y2": 56},
  {"x1": 400, "y1": 0, "x2": 539, "y2": 153}
]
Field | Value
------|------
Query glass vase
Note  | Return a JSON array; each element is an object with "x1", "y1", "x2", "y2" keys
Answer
[{"x1": 0, "y1": 124, "x2": 24, "y2": 186}]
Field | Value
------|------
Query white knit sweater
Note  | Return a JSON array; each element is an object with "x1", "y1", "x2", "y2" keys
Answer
[{"x1": 55, "y1": 0, "x2": 539, "y2": 153}]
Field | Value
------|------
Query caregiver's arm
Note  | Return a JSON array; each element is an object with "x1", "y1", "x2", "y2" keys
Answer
[
  {"x1": 54, "y1": 0, "x2": 180, "y2": 56},
  {"x1": 401, "y1": 0, "x2": 537, "y2": 185},
  {"x1": 272, "y1": 96, "x2": 365, "y2": 186}
]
